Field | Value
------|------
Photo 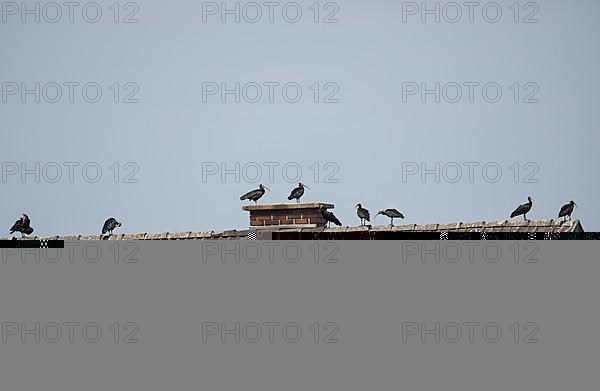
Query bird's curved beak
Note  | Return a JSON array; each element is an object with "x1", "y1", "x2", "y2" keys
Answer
[
  {"x1": 264, "y1": 186, "x2": 270, "y2": 191},
  {"x1": 304, "y1": 184, "x2": 310, "y2": 190},
  {"x1": 574, "y1": 202, "x2": 577, "y2": 207},
  {"x1": 375, "y1": 213, "x2": 381, "y2": 218}
]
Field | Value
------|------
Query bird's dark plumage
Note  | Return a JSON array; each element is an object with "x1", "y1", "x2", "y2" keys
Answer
[
  {"x1": 376, "y1": 208, "x2": 405, "y2": 226},
  {"x1": 510, "y1": 197, "x2": 533, "y2": 220},
  {"x1": 356, "y1": 204, "x2": 370, "y2": 225},
  {"x1": 320, "y1": 206, "x2": 342, "y2": 227},
  {"x1": 240, "y1": 184, "x2": 269, "y2": 203},
  {"x1": 288, "y1": 183, "x2": 309, "y2": 203},
  {"x1": 102, "y1": 218, "x2": 122, "y2": 235},
  {"x1": 558, "y1": 200, "x2": 576, "y2": 221},
  {"x1": 9, "y1": 220, "x2": 21, "y2": 234},
  {"x1": 10, "y1": 214, "x2": 33, "y2": 237}
]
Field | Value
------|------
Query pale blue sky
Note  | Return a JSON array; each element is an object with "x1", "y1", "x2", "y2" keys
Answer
[{"x1": 1, "y1": 0, "x2": 599, "y2": 236}]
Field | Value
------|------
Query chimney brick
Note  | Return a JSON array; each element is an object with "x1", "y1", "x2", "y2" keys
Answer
[{"x1": 243, "y1": 203, "x2": 335, "y2": 228}]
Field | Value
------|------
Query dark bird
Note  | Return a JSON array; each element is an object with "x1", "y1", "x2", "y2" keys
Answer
[
  {"x1": 320, "y1": 206, "x2": 342, "y2": 228},
  {"x1": 558, "y1": 200, "x2": 577, "y2": 221},
  {"x1": 356, "y1": 203, "x2": 371, "y2": 226},
  {"x1": 102, "y1": 218, "x2": 122, "y2": 235},
  {"x1": 9, "y1": 214, "x2": 34, "y2": 237},
  {"x1": 510, "y1": 196, "x2": 533, "y2": 221},
  {"x1": 375, "y1": 208, "x2": 405, "y2": 226},
  {"x1": 287, "y1": 183, "x2": 310, "y2": 203},
  {"x1": 240, "y1": 184, "x2": 270, "y2": 204}
]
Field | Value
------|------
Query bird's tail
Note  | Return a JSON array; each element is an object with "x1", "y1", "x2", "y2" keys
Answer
[
  {"x1": 287, "y1": 196, "x2": 293, "y2": 200},
  {"x1": 240, "y1": 195, "x2": 246, "y2": 200},
  {"x1": 23, "y1": 227, "x2": 33, "y2": 235}
]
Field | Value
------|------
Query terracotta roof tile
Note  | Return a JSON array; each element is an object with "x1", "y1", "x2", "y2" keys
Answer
[{"x1": 1, "y1": 220, "x2": 583, "y2": 241}]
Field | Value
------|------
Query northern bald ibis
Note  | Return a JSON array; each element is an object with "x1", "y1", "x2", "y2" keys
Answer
[
  {"x1": 375, "y1": 208, "x2": 405, "y2": 226},
  {"x1": 320, "y1": 206, "x2": 342, "y2": 228},
  {"x1": 10, "y1": 214, "x2": 34, "y2": 237},
  {"x1": 510, "y1": 197, "x2": 533, "y2": 221},
  {"x1": 240, "y1": 184, "x2": 270, "y2": 203},
  {"x1": 102, "y1": 218, "x2": 122, "y2": 235},
  {"x1": 288, "y1": 183, "x2": 309, "y2": 203},
  {"x1": 356, "y1": 204, "x2": 371, "y2": 226},
  {"x1": 558, "y1": 200, "x2": 577, "y2": 221}
]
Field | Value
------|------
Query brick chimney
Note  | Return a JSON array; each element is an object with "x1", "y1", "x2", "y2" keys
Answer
[{"x1": 242, "y1": 203, "x2": 334, "y2": 228}]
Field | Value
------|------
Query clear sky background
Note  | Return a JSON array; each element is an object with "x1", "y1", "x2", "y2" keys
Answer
[{"x1": 1, "y1": 0, "x2": 599, "y2": 236}]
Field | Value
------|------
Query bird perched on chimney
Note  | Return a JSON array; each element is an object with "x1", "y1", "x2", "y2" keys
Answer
[
  {"x1": 288, "y1": 183, "x2": 309, "y2": 203},
  {"x1": 240, "y1": 184, "x2": 270, "y2": 204}
]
